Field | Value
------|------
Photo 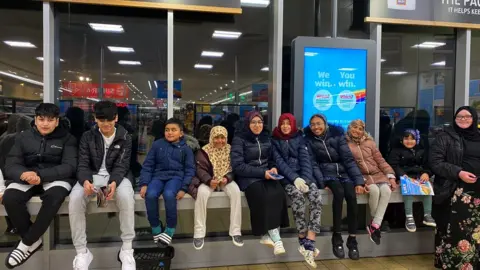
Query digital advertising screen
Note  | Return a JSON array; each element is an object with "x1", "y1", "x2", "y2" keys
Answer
[{"x1": 302, "y1": 47, "x2": 367, "y2": 129}]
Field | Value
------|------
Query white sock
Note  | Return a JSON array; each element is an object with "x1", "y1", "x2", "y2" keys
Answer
[
  {"x1": 28, "y1": 239, "x2": 42, "y2": 252},
  {"x1": 76, "y1": 248, "x2": 88, "y2": 255},
  {"x1": 17, "y1": 241, "x2": 30, "y2": 253},
  {"x1": 122, "y1": 241, "x2": 133, "y2": 251}
]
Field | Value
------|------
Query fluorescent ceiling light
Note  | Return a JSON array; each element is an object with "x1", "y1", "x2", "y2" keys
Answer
[
  {"x1": 304, "y1": 52, "x2": 318, "y2": 57},
  {"x1": 36, "y1": 57, "x2": 65, "y2": 62},
  {"x1": 4, "y1": 41, "x2": 36, "y2": 48},
  {"x1": 194, "y1": 64, "x2": 213, "y2": 69},
  {"x1": 411, "y1": 41, "x2": 446, "y2": 49},
  {"x1": 108, "y1": 46, "x2": 134, "y2": 53},
  {"x1": 241, "y1": 0, "x2": 270, "y2": 7},
  {"x1": 239, "y1": 91, "x2": 252, "y2": 96},
  {"x1": 338, "y1": 68, "x2": 356, "y2": 71},
  {"x1": 381, "y1": 59, "x2": 386, "y2": 62},
  {"x1": 201, "y1": 51, "x2": 224, "y2": 57},
  {"x1": 0, "y1": 71, "x2": 42, "y2": 86},
  {"x1": 154, "y1": 81, "x2": 158, "y2": 88},
  {"x1": 212, "y1": 30, "x2": 242, "y2": 39},
  {"x1": 118, "y1": 60, "x2": 141, "y2": 65},
  {"x1": 148, "y1": 81, "x2": 152, "y2": 91},
  {"x1": 87, "y1": 97, "x2": 100, "y2": 102},
  {"x1": 89, "y1": 23, "x2": 124, "y2": 33},
  {"x1": 386, "y1": 71, "x2": 407, "y2": 75},
  {"x1": 261, "y1": 66, "x2": 269, "y2": 72},
  {"x1": 212, "y1": 97, "x2": 233, "y2": 105},
  {"x1": 431, "y1": 61, "x2": 446, "y2": 66}
]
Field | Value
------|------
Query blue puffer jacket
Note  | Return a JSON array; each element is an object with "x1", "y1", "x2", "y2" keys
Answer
[
  {"x1": 272, "y1": 132, "x2": 313, "y2": 185},
  {"x1": 304, "y1": 125, "x2": 364, "y2": 188},
  {"x1": 231, "y1": 129, "x2": 275, "y2": 191},
  {"x1": 139, "y1": 137, "x2": 195, "y2": 192}
]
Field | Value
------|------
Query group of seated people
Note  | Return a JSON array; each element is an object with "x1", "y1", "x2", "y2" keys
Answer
[{"x1": 0, "y1": 101, "x2": 477, "y2": 270}]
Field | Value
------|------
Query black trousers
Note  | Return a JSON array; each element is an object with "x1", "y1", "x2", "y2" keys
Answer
[
  {"x1": 245, "y1": 180, "x2": 290, "y2": 236},
  {"x1": 326, "y1": 180, "x2": 358, "y2": 234},
  {"x1": 3, "y1": 185, "x2": 69, "y2": 246},
  {"x1": 432, "y1": 199, "x2": 451, "y2": 267}
]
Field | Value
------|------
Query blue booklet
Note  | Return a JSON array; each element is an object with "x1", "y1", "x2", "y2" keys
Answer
[{"x1": 400, "y1": 176, "x2": 434, "y2": 196}]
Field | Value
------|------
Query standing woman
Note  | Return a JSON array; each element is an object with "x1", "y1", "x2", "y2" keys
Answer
[
  {"x1": 304, "y1": 114, "x2": 364, "y2": 261},
  {"x1": 346, "y1": 120, "x2": 397, "y2": 245},
  {"x1": 231, "y1": 112, "x2": 289, "y2": 256},
  {"x1": 272, "y1": 113, "x2": 323, "y2": 268},
  {"x1": 188, "y1": 126, "x2": 243, "y2": 250},
  {"x1": 430, "y1": 106, "x2": 480, "y2": 269}
]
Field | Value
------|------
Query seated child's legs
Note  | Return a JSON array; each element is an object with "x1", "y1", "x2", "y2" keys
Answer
[
  {"x1": 163, "y1": 179, "x2": 183, "y2": 236},
  {"x1": 421, "y1": 195, "x2": 433, "y2": 215},
  {"x1": 145, "y1": 180, "x2": 165, "y2": 230}
]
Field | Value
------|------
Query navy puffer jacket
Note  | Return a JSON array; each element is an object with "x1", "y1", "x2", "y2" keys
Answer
[
  {"x1": 139, "y1": 137, "x2": 195, "y2": 192},
  {"x1": 272, "y1": 132, "x2": 313, "y2": 185},
  {"x1": 231, "y1": 128, "x2": 275, "y2": 191},
  {"x1": 304, "y1": 125, "x2": 364, "y2": 187}
]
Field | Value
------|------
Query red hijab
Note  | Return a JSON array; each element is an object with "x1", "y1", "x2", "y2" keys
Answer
[{"x1": 273, "y1": 113, "x2": 298, "y2": 140}]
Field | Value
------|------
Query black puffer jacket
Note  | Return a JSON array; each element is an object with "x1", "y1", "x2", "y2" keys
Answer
[
  {"x1": 304, "y1": 125, "x2": 364, "y2": 188},
  {"x1": 231, "y1": 128, "x2": 275, "y2": 191},
  {"x1": 5, "y1": 120, "x2": 77, "y2": 186},
  {"x1": 77, "y1": 125, "x2": 132, "y2": 186},
  {"x1": 429, "y1": 126, "x2": 462, "y2": 204},
  {"x1": 388, "y1": 143, "x2": 431, "y2": 179}
]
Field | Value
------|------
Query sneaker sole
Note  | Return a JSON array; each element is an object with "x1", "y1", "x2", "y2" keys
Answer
[
  {"x1": 366, "y1": 226, "x2": 376, "y2": 244},
  {"x1": 406, "y1": 226, "x2": 417, "y2": 233},
  {"x1": 423, "y1": 221, "x2": 437, "y2": 227},
  {"x1": 260, "y1": 239, "x2": 274, "y2": 248},
  {"x1": 232, "y1": 239, "x2": 244, "y2": 247},
  {"x1": 274, "y1": 248, "x2": 286, "y2": 256},
  {"x1": 193, "y1": 242, "x2": 204, "y2": 250},
  {"x1": 298, "y1": 246, "x2": 320, "y2": 257}
]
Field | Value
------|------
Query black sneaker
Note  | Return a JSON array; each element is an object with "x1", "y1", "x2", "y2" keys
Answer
[
  {"x1": 232, "y1": 235, "x2": 244, "y2": 247},
  {"x1": 405, "y1": 216, "x2": 417, "y2": 232},
  {"x1": 193, "y1": 238, "x2": 204, "y2": 250},
  {"x1": 4, "y1": 227, "x2": 17, "y2": 236},
  {"x1": 423, "y1": 214, "x2": 437, "y2": 227},
  {"x1": 380, "y1": 221, "x2": 391, "y2": 232},
  {"x1": 331, "y1": 233, "x2": 345, "y2": 259},
  {"x1": 367, "y1": 225, "x2": 381, "y2": 245},
  {"x1": 346, "y1": 236, "x2": 360, "y2": 260}
]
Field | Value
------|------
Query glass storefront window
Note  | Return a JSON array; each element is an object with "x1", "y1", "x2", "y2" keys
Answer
[{"x1": 469, "y1": 32, "x2": 480, "y2": 112}]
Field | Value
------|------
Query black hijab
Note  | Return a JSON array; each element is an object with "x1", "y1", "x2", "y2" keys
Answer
[{"x1": 454, "y1": 106, "x2": 480, "y2": 142}]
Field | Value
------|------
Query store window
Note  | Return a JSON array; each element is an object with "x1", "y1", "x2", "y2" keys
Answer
[
  {"x1": 56, "y1": 4, "x2": 168, "y2": 245},
  {"x1": 380, "y1": 29, "x2": 456, "y2": 228},
  {"x1": 0, "y1": 4, "x2": 43, "y2": 247},
  {"x1": 469, "y1": 31, "x2": 480, "y2": 111}
]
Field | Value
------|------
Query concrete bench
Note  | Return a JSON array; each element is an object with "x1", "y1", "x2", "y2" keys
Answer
[{"x1": 0, "y1": 189, "x2": 412, "y2": 216}]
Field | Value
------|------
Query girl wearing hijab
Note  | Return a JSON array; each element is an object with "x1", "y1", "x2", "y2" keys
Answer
[
  {"x1": 272, "y1": 113, "x2": 322, "y2": 268},
  {"x1": 304, "y1": 114, "x2": 364, "y2": 261},
  {"x1": 388, "y1": 129, "x2": 436, "y2": 233},
  {"x1": 231, "y1": 111, "x2": 289, "y2": 256},
  {"x1": 346, "y1": 120, "x2": 397, "y2": 245},
  {"x1": 430, "y1": 106, "x2": 480, "y2": 269},
  {"x1": 188, "y1": 126, "x2": 243, "y2": 250}
]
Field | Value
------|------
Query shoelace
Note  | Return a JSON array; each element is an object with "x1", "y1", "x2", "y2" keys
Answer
[{"x1": 73, "y1": 253, "x2": 88, "y2": 269}]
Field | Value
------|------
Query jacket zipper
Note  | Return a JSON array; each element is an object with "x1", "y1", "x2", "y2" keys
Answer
[
  {"x1": 38, "y1": 137, "x2": 45, "y2": 159},
  {"x1": 256, "y1": 137, "x2": 262, "y2": 165},
  {"x1": 357, "y1": 144, "x2": 373, "y2": 183},
  {"x1": 321, "y1": 139, "x2": 340, "y2": 176}
]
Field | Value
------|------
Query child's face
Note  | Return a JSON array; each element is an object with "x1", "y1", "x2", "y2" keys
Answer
[
  {"x1": 165, "y1": 123, "x2": 183, "y2": 143},
  {"x1": 310, "y1": 116, "x2": 326, "y2": 136},
  {"x1": 280, "y1": 119, "x2": 292, "y2": 135},
  {"x1": 402, "y1": 135, "x2": 416, "y2": 149}
]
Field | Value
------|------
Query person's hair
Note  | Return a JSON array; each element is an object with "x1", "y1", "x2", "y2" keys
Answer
[
  {"x1": 402, "y1": 132, "x2": 415, "y2": 140},
  {"x1": 165, "y1": 118, "x2": 184, "y2": 131},
  {"x1": 117, "y1": 106, "x2": 130, "y2": 122},
  {"x1": 35, "y1": 103, "x2": 60, "y2": 118},
  {"x1": 94, "y1": 101, "x2": 118, "y2": 121},
  {"x1": 309, "y1": 114, "x2": 326, "y2": 124}
]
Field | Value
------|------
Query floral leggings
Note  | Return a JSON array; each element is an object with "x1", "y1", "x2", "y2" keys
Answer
[
  {"x1": 284, "y1": 183, "x2": 323, "y2": 234},
  {"x1": 438, "y1": 185, "x2": 480, "y2": 270}
]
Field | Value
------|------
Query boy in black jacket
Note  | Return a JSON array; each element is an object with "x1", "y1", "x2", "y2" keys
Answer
[
  {"x1": 69, "y1": 101, "x2": 135, "y2": 270},
  {"x1": 388, "y1": 129, "x2": 436, "y2": 233},
  {"x1": 3, "y1": 103, "x2": 77, "y2": 269}
]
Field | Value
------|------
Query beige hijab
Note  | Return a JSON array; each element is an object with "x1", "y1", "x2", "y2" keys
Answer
[
  {"x1": 202, "y1": 126, "x2": 232, "y2": 179},
  {"x1": 346, "y1": 119, "x2": 373, "y2": 144}
]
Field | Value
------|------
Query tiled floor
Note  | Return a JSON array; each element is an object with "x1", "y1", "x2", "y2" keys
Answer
[{"x1": 189, "y1": 254, "x2": 436, "y2": 270}]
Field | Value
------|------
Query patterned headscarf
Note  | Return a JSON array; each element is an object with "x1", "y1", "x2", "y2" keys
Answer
[
  {"x1": 346, "y1": 119, "x2": 371, "y2": 144},
  {"x1": 202, "y1": 126, "x2": 232, "y2": 179},
  {"x1": 404, "y1": 129, "x2": 420, "y2": 145}
]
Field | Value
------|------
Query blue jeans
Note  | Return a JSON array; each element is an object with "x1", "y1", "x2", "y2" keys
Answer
[{"x1": 145, "y1": 179, "x2": 182, "y2": 229}]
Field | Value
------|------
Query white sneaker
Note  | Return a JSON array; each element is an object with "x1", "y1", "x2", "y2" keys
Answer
[
  {"x1": 118, "y1": 248, "x2": 136, "y2": 270},
  {"x1": 260, "y1": 235, "x2": 274, "y2": 248},
  {"x1": 73, "y1": 249, "x2": 93, "y2": 270},
  {"x1": 273, "y1": 241, "x2": 286, "y2": 256},
  {"x1": 303, "y1": 250, "x2": 317, "y2": 268}
]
